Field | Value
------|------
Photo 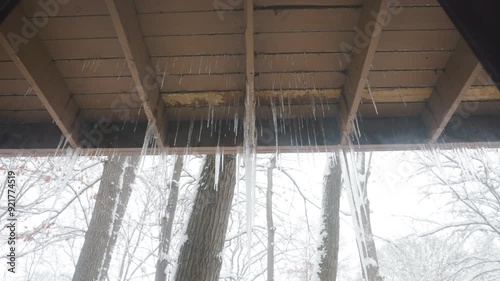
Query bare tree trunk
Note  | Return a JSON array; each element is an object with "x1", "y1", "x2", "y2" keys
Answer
[
  {"x1": 155, "y1": 156, "x2": 184, "y2": 281},
  {"x1": 99, "y1": 156, "x2": 139, "y2": 281},
  {"x1": 266, "y1": 157, "x2": 276, "y2": 281},
  {"x1": 173, "y1": 154, "x2": 237, "y2": 281},
  {"x1": 342, "y1": 152, "x2": 383, "y2": 281},
  {"x1": 72, "y1": 155, "x2": 139, "y2": 281},
  {"x1": 317, "y1": 153, "x2": 342, "y2": 281}
]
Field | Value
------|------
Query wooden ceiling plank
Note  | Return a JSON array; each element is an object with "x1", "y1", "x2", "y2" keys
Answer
[
  {"x1": 422, "y1": 38, "x2": 482, "y2": 142},
  {"x1": 0, "y1": 110, "x2": 52, "y2": 123},
  {"x1": 105, "y1": 0, "x2": 167, "y2": 148},
  {"x1": 338, "y1": 0, "x2": 390, "y2": 144},
  {"x1": 0, "y1": 5, "x2": 79, "y2": 147},
  {"x1": 371, "y1": 51, "x2": 451, "y2": 71}
]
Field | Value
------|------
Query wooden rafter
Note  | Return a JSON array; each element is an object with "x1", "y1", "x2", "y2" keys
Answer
[
  {"x1": 0, "y1": 5, "x2": 79, "y2": 148},
  {"x1": 244, "y1": 0, "x2": 256, "y2": 150},
  {"x1": 422, "y1": 38, "x2": 482, "y2": 143},
  {"x1": 338, "y1": 0, "x2": 390, "y2": 144},
  {"x1": 438, "y1": 0, "x2": 500, "y2": 87},
  {"x1": 105, "y1": 0, "x2": 167, "y2": 148},
  {"x1": 0, "y1": 0, "x2": 20, "y2": 23}
]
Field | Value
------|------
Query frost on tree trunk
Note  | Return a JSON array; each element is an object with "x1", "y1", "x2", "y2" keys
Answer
[
  {"x1": 317, "y1": 153, "x2": 342, "y2": 281},
  {"x1": 155, "y1": 156, "x2": 183, "y2": 281},
  {"x1": 72, "y1": 155, "x2": 139, "y2": 281},
  {"x1": 173, "y1": 154, "x2": 237, "y2": 281},
  {"x1": 341, "y1": 152, "x2": 382, "y2": 281}
]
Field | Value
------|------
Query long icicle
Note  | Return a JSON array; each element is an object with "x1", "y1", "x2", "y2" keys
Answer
[{"x1": 244, "y1": 0, "x2": 257, "y2": 278}]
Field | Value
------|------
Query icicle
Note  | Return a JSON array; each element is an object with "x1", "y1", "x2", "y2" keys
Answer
[
  {"x1": 397, "y1": 88, "x2": 407, "y2": 107},
  {"x1": 198, "y1": 117, "x2": 204, "y2": 143},
  {"x1": 47, "y1": 148, "x2": 81, "y2": 222},
  {"x1": 133, "y1": 118, "x2": 139, "y2": 132},
  {"x1": 198, "y1": 56, "x2": 203, "y2": 75},
  {"x1": 310, "y1": 93, "x2": 317, "y2": 120},
  {"x1": 54, "y1": 135, "x2": 67, "y2": 156},
  {"x1": 340, "y1": 151, "x2": 369, "y2": 279},
  {"x1": 117, "y1": 59, "x2": 127, "y2": 81},
  {"x1": 243, "y1": 81, "x2": 257, "y2": 277},
  {"x1": 208, "y1": 55, "x2": 212, "y2": 75},
  {"x1": 186, "y1": 119, "x2": 195, "y2": 148},
  {"x1": 139, "y1": 121, "x2": 155, "y2": 169},
  {"x1": 93, "y1": 58, "x2": 101, "y2": 72},
  {"x1": 173, "y1": 120, "x2": 180, "y2": 147},
  {"x1": 366, "y1": 79, "x2": 378, "y2": 115},
  {"x1": 235, "y1": 153, "x2": 242, "y2": 234},
  {"x1": 160, "y1": 69, "x2": 167, "y2": 90},
  {"x1": 354, "y1": 116, "x2": 362, "y2": 145},
  {"x1": 215, "y1": 150, "x2": 221, "y2": 191},
  {"x1": 270, "y1": 98, "x2": 279, "y2": 151},
  {"x1": 24, "y1": 87, "x2": 33, "y2": 97},
  {"x1": 234, "y1": 111, "x2": 239, "y2": 135}
]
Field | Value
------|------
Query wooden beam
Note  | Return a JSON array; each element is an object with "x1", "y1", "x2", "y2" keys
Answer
[
  {"x1": 160, "y1": 87, "x2": 500, "y2": 108},
  {"x1": 5, "y1": 141, "x2": 500, "y2": 157},
  {"x1": 244, "y1": 0, "x2": 257, "y2": 151},
  {"x1": 0, "y1": 120, "x2": 147, "y2": 150},
  {"x1": 422, "y1": 38, "x2": 482, "y2": 142},
  {"x1": 3, "y1": 116, "x2": 500, "y2": 156},
  {"x1": 105, "y1": 0, "x2": 167, "y2": 148},
  {"x1": 0, "y1": 0, "x2": 20, "y2": 23},
  {"x1": 0, "y1": 5, "x2": 79, "y2": 148},
  {"x1": 253, "y1": 0, "x2": 359, "y2": 8},
  {"x1": 438, "y1": 0, "x2": 500, "y2": 87},
  {"x1": 338, "y1": 0, "x2": 390, "y2": 144}
]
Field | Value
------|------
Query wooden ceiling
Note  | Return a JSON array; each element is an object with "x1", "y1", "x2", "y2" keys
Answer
[{"x1": 0, "y1": 0, "x2": 499, "y2": 155}]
